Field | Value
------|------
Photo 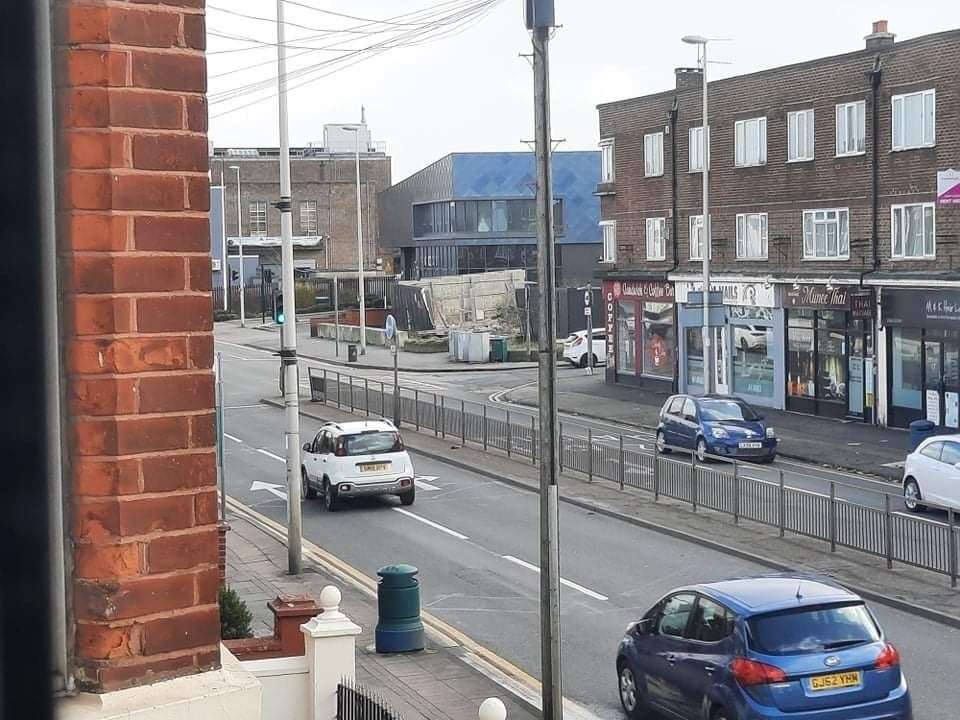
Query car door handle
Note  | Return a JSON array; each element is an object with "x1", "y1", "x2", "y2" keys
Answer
[
  {"x1": 703, "y1": 663, "x2": 717, "y2": 674},
  {"x1": 665, "y1": 653, "x2": 677, "y2": 665}
]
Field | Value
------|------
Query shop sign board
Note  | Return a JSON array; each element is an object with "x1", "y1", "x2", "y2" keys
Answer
[
  {"x1": 882, "y1": 289, "x2": 960, "y2": 329},
  {"x1": 675, "y1": 280, "x2": 776, "y2": 308},
  {"x1": 937, "y1": 169, "x2": 960, "y2": 205},
  {"x1": 612, "y1": 280, "x2": 674, "y2": 302}
]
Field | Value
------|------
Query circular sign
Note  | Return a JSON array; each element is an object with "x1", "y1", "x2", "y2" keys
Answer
[
  {"x1": 385, "y1": 314, "x2": 397, "y2": 340},
  {"x1": 583, "y1": 290, "x2": 592, "y2": 306}
]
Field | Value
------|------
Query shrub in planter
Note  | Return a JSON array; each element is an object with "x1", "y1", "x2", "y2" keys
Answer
[{"x1": 219, "y1": 586, "x2": 254, "y2": 640}]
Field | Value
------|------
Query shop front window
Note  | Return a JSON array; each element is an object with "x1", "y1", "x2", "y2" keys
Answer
[
  {"x1": 616, "y1": 301, "x2": 637, "y2": 375},
  {"x1": 787, "y1": 311, "x2": 815, "y2": 399},
  {"x1": 891, "y1": 328, "x2": 922, "y2": 409},
  {"x1": 686, "y1": 327, "x2": 704, "y2": 387},
  {"x1": 642, "y1": 302, "x2": 674, "y2": 378},
  {"x1": 733, "y1": 325, "x2": 774, "y2": 398},
  {"x1": 817, "y1": 328, "x2": 847, "y2": 402}
]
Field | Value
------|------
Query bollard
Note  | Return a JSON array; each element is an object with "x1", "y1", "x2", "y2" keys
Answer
[
  {"x1": 479, "y1": 698, "x2": 507, "y2": 720},
  {"x1": 375, "y1": 564, "x2": 424, "y2": 653}
]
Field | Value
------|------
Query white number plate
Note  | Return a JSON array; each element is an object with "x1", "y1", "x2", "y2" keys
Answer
[{"x1": 739, "y1": 442, "x2": 762, "y2": 449}]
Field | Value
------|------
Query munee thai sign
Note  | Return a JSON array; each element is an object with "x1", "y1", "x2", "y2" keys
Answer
[
  {"x1": 784, "y1": 284, "x2": 850, "y2": 310},
  {"x1": 883, "y1": 290, "x2": 960, "y2": 329}
]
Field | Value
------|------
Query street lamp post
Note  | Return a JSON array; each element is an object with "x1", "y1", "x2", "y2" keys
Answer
[
  {"x1": 218, "y1": 161, "x2": 228, "y2": 311},
  {"x1": 341, "y1": 125, "x2": 366, "y2": 356},
  {"x1": 229, "y1": 165, "x2": 246, "y2": 328},
  {"x1": 682, "y1": 34, "x2": 712, "y2": 394}
]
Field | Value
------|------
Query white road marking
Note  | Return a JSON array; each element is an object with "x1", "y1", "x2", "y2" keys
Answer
[
  {"x1": 256, "y1": 448, "x2": 286, "y2": 462},
  {"x1": 415, "y1": 477, "x2": 441, "y2": 491},
  {"x1": 224, "y1": 405, "x2": 265, "y2": 410},
  {"x1": 250, "y1": 480, "x2": 287, "y2": 501},
  {"x1": 392, "y1": 508, "x2": 469, "y2": 540},
  {"x1": 881, "y1": 461, "x2": 905, "y2": 469},
  {"x1": 501, "y1": 555, "x2": 609, "y2": 602},
  {"x1": 224, "y1": 433, "x2": 242, "y2": 443},
  {"x1": 216, "y1": 340, "x2": 275, "y2": 355}
]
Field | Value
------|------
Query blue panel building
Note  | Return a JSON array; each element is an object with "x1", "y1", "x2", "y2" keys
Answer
[{"x1": 378, "y1": 151, "x2": 601, "y2": 285}]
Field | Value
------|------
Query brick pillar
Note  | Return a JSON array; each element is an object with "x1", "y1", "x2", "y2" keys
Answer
[{"x1": 57, "y1": 0, "x2": 218, "y2": 692}]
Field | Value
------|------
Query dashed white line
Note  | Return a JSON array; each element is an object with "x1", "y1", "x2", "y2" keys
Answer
[
  {"x1": 256, "y1": 448, "x2": 286, "y2": 463},
  {"x1": 224, "y1": 433, "x2": 242, "y2": 443},
  {"x1": 392, "y1": 508, "x2": 469, "y2": 540},
  {"x1": 501, "y1": 555, "x2": 609, "y2": 602}
]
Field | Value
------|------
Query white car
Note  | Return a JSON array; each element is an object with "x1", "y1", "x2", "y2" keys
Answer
[
  {"x1": 301, "y1": 420, "x2": 416, "y2": 511},
  {"x1": 902, "y1": 434, "x2": 960, "y2": 512},
  {"x1": 563, "y1": 328, "x2": 607, "y2": 368}
]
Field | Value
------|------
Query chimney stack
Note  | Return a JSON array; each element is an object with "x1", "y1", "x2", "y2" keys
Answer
[
  {"x1": 865, "y1": 20, "x2": 895, "y2": 50},
  {"x1": 675, "y1": 67, "x2": 703, "y2": 91}
]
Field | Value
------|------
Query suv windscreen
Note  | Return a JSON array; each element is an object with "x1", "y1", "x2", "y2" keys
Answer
[
  {"x1": 699, "y1": 400, "x2": 758, "y2": 422},
  {"x1": 342, "y1": 431, "x2": 402, "y2": 456},
  {"x1": 747, "y1": 602, "x2": 880, "y2": 655}
]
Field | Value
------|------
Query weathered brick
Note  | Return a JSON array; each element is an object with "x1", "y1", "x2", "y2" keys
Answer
[
  {"x1": 95, "y1": 653, "x2": 200, "y2": 691},
  {"x1": 135, "y1": 216, "x2": 209, "y2": 252},
  {"x1": 139, "y1": 373, "x2": 214, "y2": 413},
  {"x1": 141, "y1": 606, "x2": 219, "y2": 655},
  {"x1": 70, "y1": 295, "x2": 134, "y2": 335},
  {"x1": 108, "y1": 7, "x2": 180, "y2": 48},
  {"x1": 71, "y1": 255, "x2": 186, "y2": 294},
  {"x1": 65, "y1": 171, "x2": 112, "y2": 210},
  {"x1": 181, "y1": 13, "x2": 205, "y2": 51},
  {"x1": 65, "y1": 49, "x2": 129, "y2": 88},
  {"x1": 66, "y1": 131, "x2": 124, "y2": 170},
  {"x1": 141, "y1": 451, "x2": 215, "y2": 493},
  {"x1": 70, "y1": 377, "x2": 138, "y2": 417},
  {"x1": 65, "y1": 214, "x2": 129, "y2": 252},
  {"x1": 69, "y1": 336, "x2": 188, "y2": 374},
  {"x1": 186, "y1": 175, "x2": 210, "y2": 211},
  {"x1": 75, "y1": 541, "x2": 142, "y2": 579},
  {"x1": 65, "y1": 4, "x2": 109, "y2": 43},
  {"x1": 115, "y1": 415, "x2": 190, "y2": 454},
  {"x1": 133, "y1": 134, "x2": 208, "y2": 172},
  {"x1": 74, "y1": 499, "x2": 121, "y2": 540},
  {"x1": 188, "y1": 256, "x2": 213, "y2": 291},
  {"x1": 146, "y1": 527, "x2": 218, "y2": 573},
  {"x1": 119, "y1": 494, "x2": 195, "y2": 535},
  {"x1": 185, "y1": 96, "x2": 207, "y2": 132},
  {"x1": 132, "y1": 51, "x2": 205, "y2": 93},
  {"x1": 74, "y1": 418, "x2": 119, "y2": 456},
  {"x1": 189, "y1": 412, "x2": 216, "y2": 449},
  {"x1": 76, "y1": 623, "x2": 139, "y2": 660},
  {"x1": 195, "y1": 567, "x2": 220, "y2": 605},
  {"x1": 74, "y1": 458, "x2": 141, "y2": 497},
  {"x1": 61, "y1": 88, "x2": 109, "y2": 128},
  {"x1": 194, "y1": 490, "x2": 219, "y2": 526},
  {"x1": 187, "y1": 334, "x2": 213, "y2": 369},
  {"x1": 137, "y1": 295, "x2": 212, "y2": 332}
]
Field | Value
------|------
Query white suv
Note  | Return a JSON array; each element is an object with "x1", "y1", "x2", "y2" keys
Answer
[
  {"x1": 562, "y1": 328, "x2": 607, "y2": 368},
  {"x1": 301, "y1": 420, "x2": 416, "y2": 511}
]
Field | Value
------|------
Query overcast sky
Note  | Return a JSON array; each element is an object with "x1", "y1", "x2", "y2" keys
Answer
[{"x1": 207, "y1": 0, "x2": 951, "y2": 181}]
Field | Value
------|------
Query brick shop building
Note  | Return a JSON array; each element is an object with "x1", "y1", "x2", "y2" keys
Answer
[{"x1": 596, "y1": 21, "x2": 960, "y2": 428}]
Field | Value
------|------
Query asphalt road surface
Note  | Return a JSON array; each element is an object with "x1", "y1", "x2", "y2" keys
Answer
[{"x1": 217, "y1": 336, "x2": 960, "y2": 720}]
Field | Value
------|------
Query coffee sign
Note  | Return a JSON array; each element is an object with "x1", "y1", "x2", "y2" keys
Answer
[{"x1": 613, "y1": 280, "x2": 674, "y2": 303}]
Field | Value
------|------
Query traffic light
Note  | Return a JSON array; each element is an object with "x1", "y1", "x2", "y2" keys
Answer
[{"x1": 273, "y1": 291, "x2": 284, "y2": 324}]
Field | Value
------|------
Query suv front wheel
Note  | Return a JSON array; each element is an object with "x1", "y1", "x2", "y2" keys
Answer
[{"x1": 323, "y1": 479, "x2": 340, "y2": 512}]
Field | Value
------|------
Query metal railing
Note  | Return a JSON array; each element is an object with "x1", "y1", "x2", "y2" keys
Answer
[
  {"x1": 337, "y1": 680, "x2": 403, "y2": 720},
  {"x1": 307, "y1": 368, "x2": 960, "y2": 588}
]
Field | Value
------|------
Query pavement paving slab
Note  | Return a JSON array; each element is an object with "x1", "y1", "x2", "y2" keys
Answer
[{"x1": 225, "y1": 508, "x2": 541, "y2": 720}]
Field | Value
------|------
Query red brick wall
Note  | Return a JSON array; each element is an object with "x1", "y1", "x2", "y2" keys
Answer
[
  {"x1": 598, "y1": 29, "x2": 960, "y2": 276},
  {"x1": 57, "y1": 0, "x2": 219, "y2": 692}
]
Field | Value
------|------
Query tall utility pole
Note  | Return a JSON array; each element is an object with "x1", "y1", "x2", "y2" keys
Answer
[
  {"x1": 218, "y1": 164, "x2": 228, "y2": 311},
  {"x1": 683, "y1": 35, "x2": 712, "y2": 394},
  {"x1": 528, "y1": 1, "x2": 563, "y2": 719},
  {"x1": 230, "y1": 165, "x2": 246, "y2": 327},
  {"x1": 342, "y1": 124, "x2": 367, "y2": 356},
  {"x1": 276, "y1": 0, "x2": 302, "y2": 574}
]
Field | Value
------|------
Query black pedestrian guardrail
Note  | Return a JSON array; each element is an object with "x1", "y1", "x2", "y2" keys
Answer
[
  {"x1": 337, "y1": 679, "x2": 403, "y2": 720},
  {"x1": 305, "y1": 366, "x2": 960, "y2": 589}
]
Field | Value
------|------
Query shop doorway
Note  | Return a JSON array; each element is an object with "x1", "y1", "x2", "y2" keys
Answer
[{"x1": 714, "y1": 327, "x2": 729, "y2": 394}]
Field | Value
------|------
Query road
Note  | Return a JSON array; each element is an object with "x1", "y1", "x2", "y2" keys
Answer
[{"x1": 217, "y1": 335, "x2": 960, "y2": 720}]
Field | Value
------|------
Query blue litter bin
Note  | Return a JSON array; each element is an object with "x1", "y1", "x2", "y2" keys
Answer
[
  {"x1": 375, "y1": 564, "x2": 424, "y2": 653},
  {"x1": 909, "y1": 419, "x2": 936, "y2": 450}
]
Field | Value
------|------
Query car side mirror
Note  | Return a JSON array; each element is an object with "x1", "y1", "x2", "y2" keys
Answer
[
  {"x1": 954, "y1": 462, "x2": 960, "y2": 471},
  {"x1": 757, "y1": 414, "x2": 766, "y2": 421},
  {"x1": 303, "y1": 443, "x2": 312, "y2": 452}
]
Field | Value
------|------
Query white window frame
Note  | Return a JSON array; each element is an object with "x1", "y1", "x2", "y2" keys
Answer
[
  {"x1": 644, "y1": 131, "x2": 664, "y2": 177},
  {"x1": 688, "y1": 126, "x2": 709, "y2": 173},
  {"x1": 250, "y1": 201, "x2": 267, "y2": 236},
  {"x1": 787, "y1": 109, "x2": 815, "y2": 162},
  {"x1": 688, "y1": 214, "x2": 711, "y2": 261},
  {"x1": 735, "y1": 212, "x2": 769, "y2": 260},
  {"x1": 600, "y1": 138, "x2": 615, "y2": 183},
  {"x1": 299, "y1": 200, "x2": 318, "y2": 235},
  {"x1": 892, "y1": 89, "x2": 935, "y2": 150},
  {"x1": 646, "y1": 217, "x2": 666, "y2": 261},
  {"x1": 835, "y1": 100, "x2": 865, "y2": 156},
  {"x1": 891, "y1": 203, "x2": 935, "y2": 260},
  {"x1": 735, "y1": 117, "x2": 767, "y2": 167},
  {"x1": 802, "y1": 208, "x2": 850, "y2": 260},
  {"x1": 600, "y1": 221, "x2": 617, "y2": 263}
]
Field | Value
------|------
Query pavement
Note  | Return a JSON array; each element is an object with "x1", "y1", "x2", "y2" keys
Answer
[
  {"x1": 503, "y1": 371, "x2": 914, "y2": 480},
  {"x1": 219, "y1": 320, "x2": 539, "y2": 373},
  {"x1": 226, "y1": 507, "x2": 540, "y2": 720},
  {"x1": 216, "y1": 336, "x2": 960, "y2": 719}
]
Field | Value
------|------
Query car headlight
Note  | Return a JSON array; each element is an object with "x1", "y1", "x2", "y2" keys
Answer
[
  {"x1": 766, "y1": 427, "x2": 776, "y2": 438},
  {"x1": 711, "y1": 427, "x2": 729, "y2": 439}
]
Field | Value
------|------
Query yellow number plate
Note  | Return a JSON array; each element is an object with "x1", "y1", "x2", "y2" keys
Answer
[
  {"x1": 810, "y1": 671, "x2": 861, "y2": 692},
  {"x1": 360, "y1": 463, "x2": 389, "y2": 472}
]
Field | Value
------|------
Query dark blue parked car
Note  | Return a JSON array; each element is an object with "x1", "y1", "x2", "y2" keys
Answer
[
  {"x1": 616, "y1": 577, "x2": 911, "y2": 720},
  {"x1": 656, "y1": 394, "x2": 777, "y2": 463}
]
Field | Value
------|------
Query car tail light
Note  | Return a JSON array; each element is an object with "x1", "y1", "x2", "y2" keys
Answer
[
  {"x1": 572, "y1": 336, "x2": 584, "y2": 347},
  {"x1": 874, "y1": 643, "x2": 900, "y2": 670},
  {"x1": 730, "y1": 658, "x2": 787, "y2": 686},
  {"x1": 334, "y1": 439, "x2": 347, "y2": 457},
  {"x1": 400, "y1": 478, "x2": 412, "y2": 487}
]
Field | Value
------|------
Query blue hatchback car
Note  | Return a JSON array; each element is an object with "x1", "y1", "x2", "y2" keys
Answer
[
  {"x1": 656, "y1": 394, "x2": 777, "y2": 463},
  {"x1": 616, "y1": 577, "x2": 911, "y2": 720}
]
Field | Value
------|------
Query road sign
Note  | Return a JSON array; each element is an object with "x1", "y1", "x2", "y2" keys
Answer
[
  {"x1": 385, "y1": 314, "x2": 397, "y2": 340},
  {"x1": 583, "y1": 307, "x2": 592, "y2": 316},
  {"x1": 583, "y1": 290, "x2": 591, "y2": 306},
  {"x1": 391, "y1": 343, "x2": 397, "y2": 356}
]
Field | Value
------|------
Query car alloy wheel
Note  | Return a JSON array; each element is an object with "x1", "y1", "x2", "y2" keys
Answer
[
  {"x1": 619, "y1": 666, "x2": 638, "y2": 714},
  {"x1": 904, "y1": 479, "x2": 922, "y2": 512},
  {"x1": 696, "y1": 438, "x2": 708, "y2": 463},
  {"x1": 323, "y1": 480, "x2": 338, "y2": 512},
  {"x1": 656, "y1": 431, "x2": 667, "y2": 454}
]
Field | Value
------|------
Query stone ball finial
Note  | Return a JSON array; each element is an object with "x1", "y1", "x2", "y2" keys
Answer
[
  {"x1": 478, "y1": 698, "x2": 506, "y2": 720},
  {"x1": 320, "y1": 585, "x2": 341, "y2": 612}
]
